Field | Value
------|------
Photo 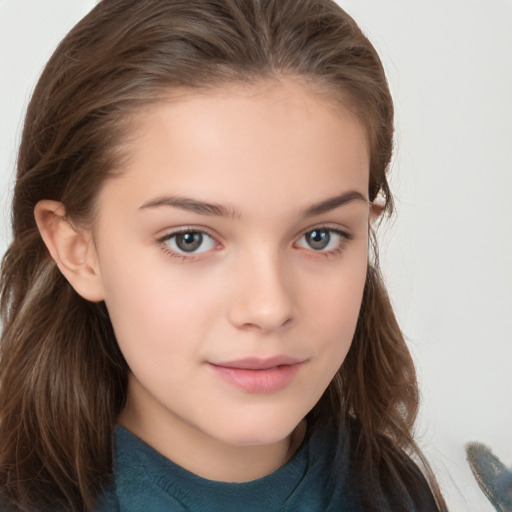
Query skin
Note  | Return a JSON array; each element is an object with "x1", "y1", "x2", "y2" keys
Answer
[{"x1": 37, "y1": 79, "x2": 372, "y2": 482}]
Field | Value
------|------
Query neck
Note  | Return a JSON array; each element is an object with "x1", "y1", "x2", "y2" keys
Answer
[{"x1": 118, "y1": 383, "x2": 307, "y2": 482}]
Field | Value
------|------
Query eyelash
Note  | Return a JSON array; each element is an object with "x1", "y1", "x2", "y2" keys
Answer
[
  {"x1": 157, "y1": 225, "x2": 353, "y2": 263},
  {"x1": 157, "y1": 227, "x2": 220, "y2": 263}
]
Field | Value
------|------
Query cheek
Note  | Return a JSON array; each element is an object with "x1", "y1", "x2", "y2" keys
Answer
[
  {"x1": 302, "y1": 251, "x2": 367, "y2": 372},
  {"x1": 308, "y1": 254, "x2": 367, "y2": 335},
  {"x1": 99, "y1": 251, "x2": 221, "y2": 366}
]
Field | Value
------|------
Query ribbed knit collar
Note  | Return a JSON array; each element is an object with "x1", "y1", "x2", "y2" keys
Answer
[{"x1": 111, "y1": 422, "x2": 345, "y2": 512}]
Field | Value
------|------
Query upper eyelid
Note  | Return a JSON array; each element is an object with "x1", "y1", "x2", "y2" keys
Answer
[
  {"x1": 158, "y1": 225, "x2": 217, "y2": 241},
  {"x1": 296, "y1": 224, "x2": 352, "y2": 246},
  {"x1": 159, "y1": 224, "x2": 350, "y2": 242}
]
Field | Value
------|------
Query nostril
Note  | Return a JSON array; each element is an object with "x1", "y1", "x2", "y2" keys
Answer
[{"x1": 228, "y1": 300, "x2": 295, "y2": 332}]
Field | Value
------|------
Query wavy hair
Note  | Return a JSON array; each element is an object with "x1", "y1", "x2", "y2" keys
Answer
[{"x1": 0, "y1": 0, "x2": 446, "y2": 510}]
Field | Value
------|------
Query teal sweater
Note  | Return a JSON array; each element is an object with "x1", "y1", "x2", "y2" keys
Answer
[{"x1": 95, "y1": 424, "x2": 439, "y2": 511}]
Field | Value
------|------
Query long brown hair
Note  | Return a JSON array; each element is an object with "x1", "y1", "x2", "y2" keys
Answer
[{"x1": 0, "y1": 0, "x2": 446, "y2": 510}]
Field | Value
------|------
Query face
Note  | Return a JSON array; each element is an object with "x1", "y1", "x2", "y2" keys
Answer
[{"x1": 91, "y1": 79, "x2": 370, "y2": 461}]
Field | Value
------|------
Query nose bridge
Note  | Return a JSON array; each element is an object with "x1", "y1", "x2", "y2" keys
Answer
[{"x1": 228, "y1": 241, "x2": 295, "y2": 332}]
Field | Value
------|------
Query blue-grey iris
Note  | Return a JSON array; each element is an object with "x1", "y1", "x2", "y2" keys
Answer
[{"x1": 307, "y1": 230, "x2": 330, "y2": 250}]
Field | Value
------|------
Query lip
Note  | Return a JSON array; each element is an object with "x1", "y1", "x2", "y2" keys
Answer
[{"x1": 207, "y1": 356, "x2": 304, "y2": 393}]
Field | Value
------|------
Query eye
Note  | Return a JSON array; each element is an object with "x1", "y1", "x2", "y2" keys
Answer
[
  {"x1": 161, "y1": 229, "x2": 218, "y2": 255},
  {"x1": 296, "y1": 227, "x2": 351, "y2": 253}
]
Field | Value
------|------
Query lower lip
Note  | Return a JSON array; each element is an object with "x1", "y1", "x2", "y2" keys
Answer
[{"x1": 208, "y1": 363, "x2": 302, "y2": 393}]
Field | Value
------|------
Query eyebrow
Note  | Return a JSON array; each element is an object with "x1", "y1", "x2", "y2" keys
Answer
[
  {"x1": 139, "y1": 190, "x2": 368, "y2": 219},
  {"x1": 303, "y1": 190, "x2": 368, "y2": 217}
]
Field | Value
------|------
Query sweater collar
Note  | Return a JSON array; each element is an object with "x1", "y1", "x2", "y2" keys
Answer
[{"x1": 113, "y1": 425, "x2": 312, "y2": 511}]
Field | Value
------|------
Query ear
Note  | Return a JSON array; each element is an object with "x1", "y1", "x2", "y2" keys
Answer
[
  {"x1": 369, "y1": 202, "x2": 385, "y2": 225},
  {"x1": 34, "y1": 200, "x2": 105, "y2": 302}
]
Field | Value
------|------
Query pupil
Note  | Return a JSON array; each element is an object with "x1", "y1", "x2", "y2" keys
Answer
[
  {"x1": 176, "y1": 232, "x2": 202, "y2": 252},
  {"x1": 308, "y1": 230, "x2": 330, "y2": 250}
]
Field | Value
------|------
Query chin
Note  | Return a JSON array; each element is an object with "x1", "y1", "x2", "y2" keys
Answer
[{"x1": 208, "y1": 410, "x2": 305, "y2": 447}]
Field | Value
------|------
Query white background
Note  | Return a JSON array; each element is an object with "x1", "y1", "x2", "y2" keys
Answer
[{"x1": 1, "y1": 1, "x2": 511, "y2": 511}]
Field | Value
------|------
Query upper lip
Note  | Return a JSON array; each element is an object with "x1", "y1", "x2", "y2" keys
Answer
[{"x1": 209, "y1": 356, "x2": 303, "y2": 370}]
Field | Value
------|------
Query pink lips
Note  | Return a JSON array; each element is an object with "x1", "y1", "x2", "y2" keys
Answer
[{"x1": 208, "y1": 356, "x2": 303, "y2": 393}]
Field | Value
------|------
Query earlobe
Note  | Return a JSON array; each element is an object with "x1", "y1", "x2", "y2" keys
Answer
[{"x1": 34, "y1": 200, "x2": 105, "y2": 302}]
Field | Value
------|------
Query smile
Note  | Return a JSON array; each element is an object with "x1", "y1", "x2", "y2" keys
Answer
[{"x1": 207, "y1": 356, "x2": 304, "y2": 393}]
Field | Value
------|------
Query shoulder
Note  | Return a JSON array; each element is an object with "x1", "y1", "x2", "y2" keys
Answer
[
  {"x1": 93, "y1": 478, "x2": 120, "y2": 512},
  {"x1": 341, "y1": 418, "x2": 441, "y2": 512},
  {"x1": 303, "y1": 419, "x2": 440, "y2": 511}
]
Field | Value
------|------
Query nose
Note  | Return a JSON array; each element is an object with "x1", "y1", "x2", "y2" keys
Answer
[{"x1": 227, "y1": 249, "x2": 295, "y2": 333}]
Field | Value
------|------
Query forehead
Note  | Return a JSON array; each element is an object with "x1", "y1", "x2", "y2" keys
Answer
[{"x1": 99, "y1": 79, "x2": 370, "y2": 217}]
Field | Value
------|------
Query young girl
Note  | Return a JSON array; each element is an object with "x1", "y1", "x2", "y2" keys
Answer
[{"x1": 0, "y1": 0, "x2": 447, "y2": 510}]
